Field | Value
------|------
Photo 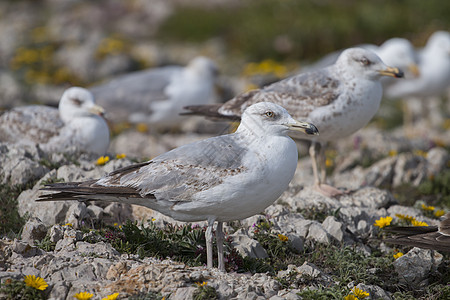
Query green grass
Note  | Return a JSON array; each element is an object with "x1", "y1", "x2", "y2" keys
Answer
[
  {"x1": 0, "y1": 182, "x2": 35, "y2": 237},
  {"x1": 158, "y1": 0, "x2": 450, "y2": 61}
]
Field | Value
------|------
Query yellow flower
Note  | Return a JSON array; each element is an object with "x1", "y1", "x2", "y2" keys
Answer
[
  {"x1": 352, "y1": 287, "x2": 370, "y2": 299},
  {"x1": 64, "y1": 223, "x2": 73, "y2": 227},
  {"x1": 136, "y1": 123, "x2": 149, "y2": 133},
  {"x1": 413, "y1": 149, "x2": 427, "y2": 158},
  {"x1": 393, "y1": 252, "x2": 404, "y2": 259},
  {"x1": 151, "y1": 218, "x2": 156, "y2": 222},
  {"x1": 421, "y1": 204, "x2": 435, "y2": 211},
  {"x1": 344, "y1": 295, "x2": 358, "y2": 300},
  {"x1": 374, "y1": 216, "x2": 392, "y2": 228},
  {"x1": 96, "y1": 156, "x2": 110, "y2": 165},
  {"x1": 24, "y1": 275, "x2": 48, "y2": 291},
  {"x1": 116, "y1": 153, "x2": 126, "y2": 159},
  {"x1": 395, "y1": 214, "x2": 415, "y2": 222},
  {"x1": 74, "y1": 292, "x2": 94, "y2": 300},
  {"x1": 434, "y1": 210, "x2": 445, "y2": 218},
  {"x1": 113, "y1": 223, "x2": 118, "y2": 227},
  {"x1": 388, "y1": 149, "x2": 398, "y2": 157},
  {"x1": 411, "y1": 219, "x2": 428, "y2": 227},
  {"x1": 195, "y1": 281, "x2": 207, "y2": 287},
  {"x1": 102, "y1": 293, "x2": 119, "y2": 300},
  {"x1": 325, "y1": 158, "x2": 334, "y2": 168},
  {"x1": 277, "y1": 234, "x2": 289, "y2": 242}
]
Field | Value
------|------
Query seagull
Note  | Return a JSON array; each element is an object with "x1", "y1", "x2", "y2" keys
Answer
[
  {"x1": 0, "y1": 87, "x2": 110, "y2": 156},
  {"x1": 384, "y1": 213, "x2": 450, "y2": 252},
  {"x1": 184, "y1": 48, "x2": 403, "y2": 197},
  {"x1": 38, "y1": 102, "x2": 319, "y2": 272},
  {"x1": 90, "y1": 56, "x2": 219, "y2": 128},
  {"x1": 386, "y1": 30, "x2": 450, "y2": 99}
]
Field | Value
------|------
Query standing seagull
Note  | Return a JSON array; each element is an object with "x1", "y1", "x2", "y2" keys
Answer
[
  {"x1": 38, "y1": 102, "x2": 318, "y2": 272},
  {"x1": 384, "y1": 213, "x2": 450, "y2": 252},
  {"x1": 90, "y1": 56, "x2": 219, "y2": 128},
  {"x1": 0, "y1": 87, "x2": 109, "y2": 156},
  {"x1": 185, "y1": 48, "x2": 403, "y2": 197}
]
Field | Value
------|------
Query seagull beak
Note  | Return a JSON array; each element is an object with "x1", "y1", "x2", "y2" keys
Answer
[
  {"x1": 287, "y1": 120, "x2": 319, "y2": 136},
  {"x1": 378, "y1": 66, "x2": 404, "y2": 78},
  {"x1": 89, "y1": 104, "x2": 106, "y2": 117},
  {"x1": 408, "y1": 63, "x2": 420, "y2": 77}
]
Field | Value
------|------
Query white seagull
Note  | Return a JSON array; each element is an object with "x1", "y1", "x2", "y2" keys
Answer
[
  {"x1": 38, "y1": 102, "x2": 319, "y2": 272},
  {"x1": 185, "y1": 48, "x2": 403, "y2": 197},
  {"x1": 90, "y1": 56, "x2": 219, "y2": 128},
  {"x1": 0, "y1": 87, "x2": 110, "y2": 156}
]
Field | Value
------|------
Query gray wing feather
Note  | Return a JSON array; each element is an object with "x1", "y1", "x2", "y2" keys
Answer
[
  {"x1": 219, "y1": 68, "x2": 341, "y2": 119},
  {"x1": 97, "y1": 134, "x2": 248, "y2": 202}
]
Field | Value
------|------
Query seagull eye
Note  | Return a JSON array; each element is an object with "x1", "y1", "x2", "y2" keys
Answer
[
  {"x1": 265, "y1": 111, "x2": 274, "y2": 118},
  {"x1": 360, "y1": 57, "x2": 371, "y2": 66},
  {"x1": 70, "y1": 98, "x2": 83, "y2": 106}
]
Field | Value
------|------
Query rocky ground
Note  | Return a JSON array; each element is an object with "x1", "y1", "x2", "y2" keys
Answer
[{"x1": 1, "y1": 120, "x2": 449, "y2": 299}]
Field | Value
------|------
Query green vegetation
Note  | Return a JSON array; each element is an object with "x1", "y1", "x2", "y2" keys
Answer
[
  {"x1": 0, "y1": 278, "x2": 47, "y2": 300},
  {"x1": 0, "y1": 182, "x2": 35, "y2": 237},
  {"x1": 159, "y1": 0, "x2": 450, "y2": 61}
]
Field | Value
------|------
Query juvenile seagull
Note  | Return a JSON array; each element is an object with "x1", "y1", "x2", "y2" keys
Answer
[
  {"x1": 0, "y1": 87, "x2": 109, "y2": 156},
  {"x1": 38, "y1": 102, "x2": 319, "y2": 272},
  {"x1": 90, "y1": 56, "x2": 219, "y2": 127},
  {"x1": 185, "y1": 48, "x2": 403, "y2": 197},
  {"x1": 384, "y1": 213, "x2": 450, "y2": 252}
]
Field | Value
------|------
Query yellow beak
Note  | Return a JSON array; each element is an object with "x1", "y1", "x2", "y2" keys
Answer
[
  {"x1": 378, "y1": 66, "x2": 404, "y2": 78},
  {"x1": 287, "y1": 120, "x2": 319, "y2": 136}
]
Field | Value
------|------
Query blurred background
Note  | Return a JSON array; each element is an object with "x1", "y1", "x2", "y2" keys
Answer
[{"x1": 1, "y1": 0, "x2": 449, "y2": 107}]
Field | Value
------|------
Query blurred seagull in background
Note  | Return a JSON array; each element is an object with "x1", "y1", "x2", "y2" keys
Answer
[
  {"x1": 185, "y1": 48, "x2": 403, "y2": 197},
  {"x1": 90, "y1": 56, "x2": 219, "y2": 128},
  {"x1": 39, "y1": 102, "x2": 319, "y2": 272},
  {"x1": 0, "y1": 87, "x2": 110, "y2": 156}
]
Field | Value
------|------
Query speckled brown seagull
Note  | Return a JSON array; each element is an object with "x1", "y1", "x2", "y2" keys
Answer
[
  {"x1": 184, "y1": 47, "x2": 403, "y2": 197},
  {"x1": 384, "y1": 213, "x2": 450, "y2": 253},
  {"x1": 38, "y1": 102, "x2": 319, "y2": 272}
]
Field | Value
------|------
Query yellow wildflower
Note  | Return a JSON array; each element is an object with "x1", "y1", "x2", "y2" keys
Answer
[
  {"x1": 116, "y1": 153, "x2": 126, "y2": 159},
  {"x1": 74, "y1": 292, "x2": 94, "y2": 300},
  {"x1": 151, "y1": 218, "x2": 156, "y2": 222},
  {"x1": 102, "y1": 293, "x2": 119, "y2": 300},
  {"x1": 64, "y1": 223, "x2": 73, "y2": 227},
  {"x1": 195, "y1": 281, "x2": 207, "y2": 287},
  {"x1": 96, "y1": 156, "x2": 110, "y2": 165},
  {"x1": 411, "y1": 219, "x2": 428, "y2": 227},
  {"x1": 113, "y1": 223, "x2": 118, "y2": 227},
  {"x1": 395, "y1": 214, "x2": 415, "y2": 222},
  {"x1": 421, "y1": 204, "x2": 435, "y2": 211},
  {"x1": 434, "y1": 210, "x2": 445, "y2": 218},
  {"x1": 344, "y1": 295, "x2": 358, "y2": 300},
  {"x1": 24, "y1": 275, "x2": 48, "y2": 291},
  {"x1": 413, "y1": 149, "x2": 428, "y2": 158},
  {"x1": 136, "y1": 123, "x2": 149, "y2": 133},
  {"x1": 393, "y1": 252, "x2": 404, "y2": 259},
  {"x1": 352, "y1": 287, "x2": 370, "y2": 299},
  {"x1": 388, "y1": 149, "x2": 398, "y2": 157},
  {"x1": 325, "y1": 158, "x2": 334, "y2": 168},
  {"x1": 277, "y1": 234, "x2": 289, "y2": 242},
  {"x1": 374, "y1": 216, "x2": 392, "y2": 228}
]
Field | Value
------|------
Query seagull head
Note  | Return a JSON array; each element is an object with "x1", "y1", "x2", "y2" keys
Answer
[
  {"x1": 237, "y1": 102, "x2": 319, "y2": 137},
  {"x1": 59, "y1": 87, "x2": 106, "y2": 123},
  {"x1": 337, "y1": 47, "x2": 404, "y2": 80},
  {"x1": 187, "y1": 56, "x2": 219, "y2": 79}
]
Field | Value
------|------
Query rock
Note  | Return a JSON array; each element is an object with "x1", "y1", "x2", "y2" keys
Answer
[
  {"x1": 21, "y1": 217, "x2": 47, "y2": 244},
  {"x1": 355, "y1": 283, "x2": 391, "y2": 300},
  {"x1": 0, "y1": 143, "x2": 48, "y2": 185},
  {"x1": 231, "y1": 229, "x2": 268, "y2": 259},
  {"x1": 322, "y1": 216, "x2": 344, "y2": 243},
  {"x1": 11, "y1": 240, "x2": 40, "y2": 257},
  {"x1": 65, "y1": 202, "x2": 88, "y2": 228},
  {"x1": 297, "y1": 262, "x2": 321, "y2": 278},
  {"x1": 392, "y1": 153, "x2": 428, "y2": 187},
  {"x1": 106, "y1": 261, "x2": 128, "y2": 280},
  {"x1": 171, "y1": 287, "x2": 197, "y2": 300},
  {"x1": 49, "y1": 225, "x2": 64, "y2": 243},
  {"x1": 306, "y1": 223, "x2": 330, "y2": 244},
  {"x1": 76, "y1": 242, "x2": 120, "y2": 259},
  {"x1": 393, "y1": 247, "x2": 443, "y2": 287},
  {"x1": 426, "y1": 147, "x2": 449, "y2": 175}
]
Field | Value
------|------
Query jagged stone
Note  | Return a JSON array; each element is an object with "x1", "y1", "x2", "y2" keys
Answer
[
  {"x1": 21, "y1": 217, "x2": 47, "y2": 244},
  {"x1": 230, "y1": 229, "x2": 268, "y2": 259}
]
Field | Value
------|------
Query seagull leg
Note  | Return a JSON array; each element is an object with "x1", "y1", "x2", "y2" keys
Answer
[
  {"x1": 309, "y1": 141, "x2": 345, "y2": 198},
  {"x1": 205, "y1": 219, "x2": 215, "y2": 269},
  {"x1": 216, "y1": 221, "x2": 225, "y2": 272}
]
